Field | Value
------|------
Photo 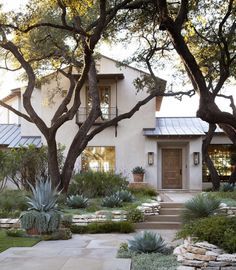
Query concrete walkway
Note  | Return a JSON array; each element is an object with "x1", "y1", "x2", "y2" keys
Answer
[
  {"x1": 161, "y1": 191, "x2": 200, "y2": 203},
  {"x1": 0, "y1": 230, "x2": 178, "y2": 270}
]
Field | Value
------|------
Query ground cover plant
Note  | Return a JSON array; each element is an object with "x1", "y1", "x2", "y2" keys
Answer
[
  {"x1": 0, "y1": 230, "x2": 40, "y2": 253},
  {"x1": 210, "y1": 190, "x2": 236, "y2": 206},
  {"x1": 117, "y1": 231, "x2": 178, "y2": 270}
]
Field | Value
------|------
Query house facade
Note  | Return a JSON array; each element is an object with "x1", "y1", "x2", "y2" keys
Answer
[{"x1": 0, "y1": 55, "x2": 233, "y2": 190}]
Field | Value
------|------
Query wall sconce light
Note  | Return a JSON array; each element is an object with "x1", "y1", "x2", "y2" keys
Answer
[
  {"x1": 193, "y1": 152, "x2": 200, "y2": 165},
  {"x1": 148, "y1": 152, "x2": 154, "y2": 165}
]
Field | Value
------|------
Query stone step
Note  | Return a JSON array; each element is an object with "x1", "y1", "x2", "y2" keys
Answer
[
  {"x1": 160, "y1": 202, "x2": 184, "y2": 208},
  {"x1": 145, "y1": 214, "x2": 181, "y2": 222},
  {"x1": 135, "y1": 221, "x2": 182, "y2": 230},
  {"x1": 159, "y1": 208, "x2": 183, "y2": 215}
]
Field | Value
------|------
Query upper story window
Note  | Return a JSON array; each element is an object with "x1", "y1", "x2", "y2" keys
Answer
[
  {"x1": 81, "y1": 146, "x2": 115, "y2": 172},
  {"x1": 87, "y1": 86, "x2": 111, "y2": 120},
  {"x1": 76, "y1": 85, "x2": 118, "y2": 125}
]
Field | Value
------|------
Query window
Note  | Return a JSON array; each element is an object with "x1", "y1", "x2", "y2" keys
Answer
[
  {"x1": 203, "y1": 144, "x2": 235, "y2": 182},
  {"x1": 81, "y1": 146, "x2": 115, "y2": 172},
  {"x1": 87, "y1": 86, "x2": 111, "y2": 120}
]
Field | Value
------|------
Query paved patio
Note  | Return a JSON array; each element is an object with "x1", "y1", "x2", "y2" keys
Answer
[{"x1": 0, "y1": 230, "x2": 178, "y2": 270}]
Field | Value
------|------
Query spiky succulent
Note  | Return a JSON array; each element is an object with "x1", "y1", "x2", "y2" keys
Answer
[
  {"x1": 116, "y1": 190, "x2": 134, "y2": 202},
  {"x1": 67, "y1": 195, "x2": 89, "y2": 208},
  {"x1": 20, "y1": 178, "x2": 61, "y2": 234},
  {"x1": 182, "y1": 193, "x2": 221, "y2": 224},
  {"x1": 128, "y1": 231, "x2": 167, "y2": 254},
  {"x1": 220, "y1": 183, "x2": 235, "y2": 192},
  {"x1": 102, "y1": 194, "x2": 123, "y2": 208},
  {"x1": 26, "y1": 179, "x2": 60, "y2": 212}
]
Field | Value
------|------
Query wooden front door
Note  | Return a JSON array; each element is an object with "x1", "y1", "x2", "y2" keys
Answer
[{"x1": 162, "y1": 149, "x2": 182, "y2": 189}]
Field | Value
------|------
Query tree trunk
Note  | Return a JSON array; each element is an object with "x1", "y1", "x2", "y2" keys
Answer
[
  {"x1": 47, "y1": 137, "x2": 61, "y2": 188},
  {"x1": 229, "y1": 166, "x2": 236, "y2": 185},
  {"x1": 202, "y1": 124, "x2": 221, "y2": 190}
]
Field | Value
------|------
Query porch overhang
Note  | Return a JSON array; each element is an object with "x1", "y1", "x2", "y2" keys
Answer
[{"x1": 73, "y1": 73, "x2": 124, "y2": 81}]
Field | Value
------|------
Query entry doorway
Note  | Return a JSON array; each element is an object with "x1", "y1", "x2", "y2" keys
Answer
[{"x1": 162, "y1": 148, "x2": 182, "y2": 189}]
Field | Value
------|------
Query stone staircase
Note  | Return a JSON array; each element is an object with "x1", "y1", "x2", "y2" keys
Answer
[{"x1": 135, "y1": 202, "x2": 184, "y2": 230}]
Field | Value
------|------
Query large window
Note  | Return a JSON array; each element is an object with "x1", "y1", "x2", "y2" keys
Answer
[
  {"x1": 87, "y1": 86, "x2": 111, "y2": 120},
  {"x1": 203, "y1": 144, "x2": 235, "y2": 182},
  {"x1": 81, "y1": 146, "x2": 115, "y2": 172}
]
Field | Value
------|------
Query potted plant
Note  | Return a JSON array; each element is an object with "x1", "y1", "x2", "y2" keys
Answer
[
  {"x1": 20, "y1": 178, "x2": 61, "y2": 235},
  {"x1": 132, "y1": 166, "x2": 145, "y2": 182}
]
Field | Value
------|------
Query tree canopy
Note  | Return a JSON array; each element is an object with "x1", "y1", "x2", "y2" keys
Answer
[{"x1": 0, "y1": 0, "x2": 235, "y2": 191}]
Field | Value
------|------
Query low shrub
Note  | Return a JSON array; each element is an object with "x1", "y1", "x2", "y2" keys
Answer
[
  {"x1": 128, "y1": 186, "x2": 157, "y2": 197},
  {"x1": 61, "y1": 215, "x2": 73, "y2": 228},
  {"x1": 0, "y1": 209, "x2": 21, "y2": 218},
  {"x1": 177, "y1": 216, "x2": 236, "y2": 253},
  {"x1": 67, "y1": 195, "x2": 89, "y2": 208},
  {"x1": 128, "y1": 231, "x2": 167, "y2": 254},
  {"x1": 68, "y1": 171, "x2": 129, "y2": 198},
  {"x1": 6, "y1": 229, "x2": 25, "y2": 237},
  {"x1": 181, "y1": 193, "x2": 221, "y2": 223},
  {"x1": 101, "y1": 194, "x2": 123, "y2": 208},
  {"x1": 41, "y1": 228, "x2": 72, "y2": 240},
  {"x1": 0, "y1": 190, "x2": 28, "y2": 212},
  {"x1": 117, "y1": 242, "x2": 133, "y2": 258},
  {"x1": 70, "y1": 221, "x2": 135, "y2": 234},
  {"x1": 127, "y1": 208, "x2": 144, "y2": 223}
]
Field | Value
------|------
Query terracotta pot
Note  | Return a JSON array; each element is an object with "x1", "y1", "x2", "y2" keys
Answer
[
  {"x1": 26, "y1": 227, "x2": 40, "y2": 235},
  {"x1": 133, "y1": 173, "x2": 144, "y2": 182}
]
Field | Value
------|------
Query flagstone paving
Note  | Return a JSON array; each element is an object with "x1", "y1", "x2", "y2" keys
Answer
[{"x1": 0, "y1": 230, "x2": 178, "y2": 270}]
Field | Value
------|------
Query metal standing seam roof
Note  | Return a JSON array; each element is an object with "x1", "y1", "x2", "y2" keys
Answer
[
  {"x1": 143, "y1": 117, "x2": 223, "y2": 136},
  {"x1": 0, "y1": 124, "x2": 42, "y2": 148}
]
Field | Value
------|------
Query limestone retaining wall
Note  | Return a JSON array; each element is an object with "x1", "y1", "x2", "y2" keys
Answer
[{"x1": 174, "y1": 239, "x2": 236, "y2": 270}]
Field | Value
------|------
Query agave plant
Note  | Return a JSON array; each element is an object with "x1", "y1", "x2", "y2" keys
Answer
[
  {"x1": 20, "y1": 178, "x2": 61, "y2": 234},
  {"x1": 182, "y1": 193, "x2": 221, "y2": 224},
  {"x1": 116, "y1": 190, "x2": 134, "y2": 202},
  {"x1": 220, "y1": 183, "x2": 235, "y2": 192},
  {"x1": 67, "y1": 195, "x2": 89, "y2": 208},
  {"x1": 101, "y1": 194, "x2": 123, "y2": 208},
  {"x1": 128, "y1": 231, "x2": 167, "y2": 253},
  {"x1": 26, "y1": 179, "x2": 60, "y2": 211}
]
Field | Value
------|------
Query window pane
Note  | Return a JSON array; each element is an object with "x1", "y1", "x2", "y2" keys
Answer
[
  {"x1": 203, "y1": 144, "x2": 235, "y2": 182},
  {"x1": 81, "y1": 146, "x2": 115, "y2": 172},
  {"x1": 86, "y1": 86, "x2": 111, "y2": 120}
]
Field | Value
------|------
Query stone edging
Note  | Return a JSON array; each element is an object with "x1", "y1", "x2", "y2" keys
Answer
[{"x1": 174, "y1": 239, "x2": 236, "y2": 270}]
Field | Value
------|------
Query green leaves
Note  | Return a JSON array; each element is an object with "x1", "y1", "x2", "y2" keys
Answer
[{"x1": 182, "y1": 193, "x2": 221, "y2": 223}]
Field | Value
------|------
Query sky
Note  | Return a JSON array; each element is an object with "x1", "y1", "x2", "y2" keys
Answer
[{"x1": 0, "y1": 0, "x2": 234, "y2": 117}]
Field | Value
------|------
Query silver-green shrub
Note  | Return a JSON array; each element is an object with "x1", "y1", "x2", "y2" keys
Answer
[
  {"x1": 101, "y1": 194, "x2": 123, "y2": 208},
  {"x1": 67, "y1": 195, "x2": 89, "y2": 208},
  {"x1": 182, "y1": 193, "x2": 221, "y2": 224},
  {"x1": 128, "y1": 231, "x2": 167, "y2": 254},
  {"x1": 20, "y1": 179, "x2": 61, "y2": 234},
  {"x1": 116, "y1": 190, "x2": 134, "y2": 202}
]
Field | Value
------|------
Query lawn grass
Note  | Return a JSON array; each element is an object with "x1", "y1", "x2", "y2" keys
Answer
[{"x1": 0, "y1": 230, "x2": 40, "y2": 253}]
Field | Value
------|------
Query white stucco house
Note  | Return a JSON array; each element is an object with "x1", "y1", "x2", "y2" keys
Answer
[{"x1": 0, "y1": 55, "x2": 233, "y2": 190}]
